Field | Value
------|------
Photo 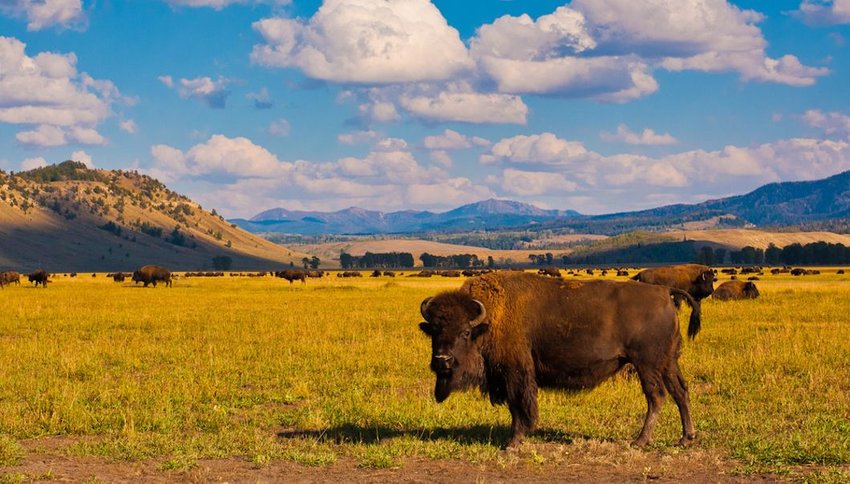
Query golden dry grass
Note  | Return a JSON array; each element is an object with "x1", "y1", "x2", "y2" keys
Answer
[{"x1": 0, "y1": 270, "x2": 848, "y2": 481}]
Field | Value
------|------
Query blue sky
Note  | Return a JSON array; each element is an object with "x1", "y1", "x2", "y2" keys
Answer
[{"x1": 1, "y1": 0, "x2": 849, "y2": 218}]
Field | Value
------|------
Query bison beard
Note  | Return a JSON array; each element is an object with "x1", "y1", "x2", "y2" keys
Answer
[{"x1": 418, "y1": 272, "x2": 699, "y2": 449}]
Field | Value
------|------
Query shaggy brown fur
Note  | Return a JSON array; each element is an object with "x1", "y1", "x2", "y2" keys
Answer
[
  {"x1": 632, "y1": 264, "x2": 715, "y2": 300},
  {"x1": 132, "y1": 265, "x2": 172, "y2": 287},
  {"x1": 712, "y1": 280, "x2": 759, "y2": 300},
  {"x1": 419, "y1": 272, "x2": 698, "y2": 449}
]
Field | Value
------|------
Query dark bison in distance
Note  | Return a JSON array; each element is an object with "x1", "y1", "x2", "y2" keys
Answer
[
  {"x1": 132, "y1": 265, "x2": 172, "y2": 287},
  {"x1": 27, "y1": 269, "x2": 50, "y2": 288},
  {"x1": 418, "y1": 272, "x2": 699, "y2": 449},
  {"x1": 712, "y1": 280, "x2": 760, "y2": 300},
  {"x1": 276, "y1": 270, "x2": 307, "y2": 284},
  {"x1": 0, "y1": 271, "x2": 21, "y2": 288}
]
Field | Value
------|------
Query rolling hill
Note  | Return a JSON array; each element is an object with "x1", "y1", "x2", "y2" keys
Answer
[{"x1": 0, "y1": 161, "x2": 309, "y2": 272}]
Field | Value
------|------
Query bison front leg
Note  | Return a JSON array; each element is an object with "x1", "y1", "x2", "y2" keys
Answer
[{"x1": 504, "y1": 372, "x2": 538, "y2": 449}]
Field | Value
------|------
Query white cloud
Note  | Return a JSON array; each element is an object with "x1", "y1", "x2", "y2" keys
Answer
[
  {"x1": 251, "y1": 0, "x2": 473, "y2": 84},
  {"x1": 399, "y1": 86, "x2": 528, "y2": 125},
  {"x1": 406, "y1": 177, "x2": 494, "y2": 206},
  {"x1": 20, "y1": 156, "x2": 47, "y2": 170},
  {"x1": 267, "y1": 118, "x2": 290, "y2": 137},
  {"x1": 247, "y1": 87, "x2": 273, "y2": 109},
  {"x1": 500, "y1": 168, "x2": 577, "y2": 196},
  {"x1": 429, "y1": 150, "x2": 453, "y2": 167},
  {"x1": 359, "y1": 100, "x2": 400, "y2": 123},
  {"x1": 119, "y1": 119, "x2": 138, "y2": 134},
  {"x1": 423, "y1": 129, "x2": 490, "y2": 150},
  {"x1": 165, "y1": 0, "x2": 291, "y2": 10},
  {"x1": 483, "y1": 132, "x2": 588, "y2": 165},
  {"x1": 15, "y1": 124, "x2": 106, "y2": 147},
  {"x1": 793, "y1": 0, "x2": 850, "y2": 26},
  {"x1": 161, "y1": 75, "x2": 231, "y2": 108},
  {"x1": 150, "y1": 134, "x2": 293, "y2": 181},
  {"x1": 600, "y1": 124, "x2": 678, "y2": 145},
  {"x1": 0, "y1": 37, "x2": 116, "y2": 146},
  {"x1": 0, "y1": 0, "x2": 85, "y2": 31},
  {"x1": 337, "y1": 129, "x2": 380, "y2": 145},
  {"x1": 802, "y1": 109, "x2": 850, "y2": 137},
  {"x1": 70, "y1": 149, "x2": 93, "y2": 168}
]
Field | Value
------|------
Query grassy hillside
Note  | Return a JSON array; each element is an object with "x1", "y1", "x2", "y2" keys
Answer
[{"x1": 0, "y1": 161, "x2": 309, "y2": 272}]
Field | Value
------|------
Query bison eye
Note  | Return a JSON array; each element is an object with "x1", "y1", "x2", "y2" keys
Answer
[{"x1": 462, "y1": 329, "x2": 471, "y2": 339}]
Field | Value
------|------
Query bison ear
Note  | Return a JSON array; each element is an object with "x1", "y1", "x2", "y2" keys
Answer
[
  {"x1": 471, "y1": 323, "x2": 489, "y2": 340},
  {"x1": 419, "y1": 322, "x2": 434, "y2": 336}
]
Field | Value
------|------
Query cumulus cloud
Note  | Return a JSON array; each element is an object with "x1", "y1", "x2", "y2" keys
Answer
[
  {"x1": 161, "y1": 75, "x2": 231, "y2": 108},
  {"x1": 247, "y1": 87, "x2": 273, "y2": 109},
  {"x1": 337, "y1": 129, "x2": 380, "y2": 145},
  {"x1": 15, "y1": 124, "x2": 106, "y2": 147},
  {"x1": 0, "y1": 0, "x2": 85, "y2": 31},
  {"x1": 20, "y1": 156, "x2": 47, "y2": 170},
  {"x1": 165, "y1": 0, "x2": 290, "y2": 9},
  {"x1": 482, "y1": 132, "x2": 588, "y2": 166},
  {"x1": 399, "y1": 85, "x2": 528, "y2": 124},
  {"x1": 499, "y1": 168, "x2": 577, "y2": 196},
  {"x1": 600, "y1": 124, "x2": 678, "y2": 145},
  {"x1": 359, "y1": 100, "x2": 400, "y2": 123},
  {"x1": 150, "y1": 134, "x2": 293, "y2": 181},
  {"x1": 70, "y1": 149, "x2": 93, "y2": 167},
  {"x1": 119, "y1": 119, "x2": 137, "y2": 134},
  {"x1": 802, "y1": 109, "x2": 850, "y2": 137},
  {"x1": 251, "y1": 0, "x2": 473, "y2": 84},
  {"x1": 423, "y1": 129, "x2": 490, "y2": 150},
  {"x1": 0, "y1": 37, "x2": 118, "y2": 146},
  {"x1": 792, "y1": 0, "x2": 850, "y2": 26},
  {"x1": 146, "y1": 133, "x2": 495, "y2": 216}
]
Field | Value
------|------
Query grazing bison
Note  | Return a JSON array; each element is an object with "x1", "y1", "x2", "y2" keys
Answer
[
  {"x1": 112, "y1": 273, "x2": 127, "y2": 282},
  {"x1": 277, "y1": 269, "x2": 307, "y2": 284},
  {"x1": 418, "y1": 272, "x2": 699, "y2": 449},
  {"x1": 132, "y1": 265, "x2": 172, "y2": 287},
  {"x1": 537, "y1": 267, "x2": 561, "y2": 277},
  {"x1": 632, "y1": 264, "x2": 715, "y2": 304},
  {"x1": 0, "y1": 271, "x2": 21, "y2": 288},
  {"x1": 28, "y1": 269, "x2": 50, "y2": 288},
  {"x1": 712, "y1": 280, "x2": 759, "y2": 300},
  {"x1": 383, "y1": 271, "x2": 396, "y2": 277}
]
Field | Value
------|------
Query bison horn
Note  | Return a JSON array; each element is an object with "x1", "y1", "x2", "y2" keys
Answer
[
  {"x1": 470, "y1": 299, "x2": 487, "y2": 326},
  {"x1": 420, "y1": 297, "x2": 433, "y2": 319}
]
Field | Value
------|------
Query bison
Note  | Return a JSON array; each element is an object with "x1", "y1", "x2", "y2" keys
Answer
[
  {"x1": 27, "y1": 269, "x2": 50, "y2": 288},
  {"x1": 712, "y1": 280, "x2": 759, "y2": 301},
  {"x1": 277, "y1": 269, "x2": 307, "y2": 284},
  {"x1": 0, "y1": 271, "x2": 21, "y2": 288},
  {"x1": 632, "y1": 264, "x2": 715, "y2": 306},
  {"x1": 112, "y1": 273, "x2": 127, "y2": 282},
  {"x1": 537, "y1": 267, "x2": 561, "y2": 277},
  {"x1": 132, "y1": 265, "x2": 172, "y2": 287},
  {"x1": 418, "y1": 272, "x2": 699, "y2": 449}
]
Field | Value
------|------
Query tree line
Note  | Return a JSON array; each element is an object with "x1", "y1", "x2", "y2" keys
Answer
[{"x1": 340, "y1": 252, "x2": 415, "y2": 269}]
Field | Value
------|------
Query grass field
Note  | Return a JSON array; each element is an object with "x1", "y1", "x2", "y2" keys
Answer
[{"x1": 0, "y1": 271, "x2": 848, "y2": 481}]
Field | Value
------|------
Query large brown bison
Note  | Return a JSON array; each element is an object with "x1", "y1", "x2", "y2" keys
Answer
[
  {"x1": 27, "y1": 269, "x2": 49, "y2": 288},
  {"x1": 632, "y1": 264, "x2": 714, "y2": 314},
  {"x1": 537, "y1": 267, "x2": 561, "y2": 277},
  {"x1": 0, "y1": 271, "x2": 21, "y2": 288},
  {"x1": 418, "y1": 272, "x2": 699, "y2": 449},
  {"x1": 276, "y1": 269, "x2": 307, "y2": 284},
  {"x1": 132, "y1": 265, "x2": 172, "y2": 287},
  {"x1": 712, "y1": 280, "x2": 759, "y2": 300}
]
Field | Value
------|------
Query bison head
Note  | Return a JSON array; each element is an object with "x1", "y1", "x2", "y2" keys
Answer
[
  {"x1": 418, "y1": 291, "x2": 489, "y2": 403},
  {"x1": 743, "y1": 281, "x2": 760, "y2": 299},
  {"x1": 692, "y1": 269, "x2": 716, "y2": 299}
]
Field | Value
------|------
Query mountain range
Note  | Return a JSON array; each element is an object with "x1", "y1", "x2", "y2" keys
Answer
[
  {"x1": 233, "y1": 170, "x2": 850, "y2": 236},
  {"x1": 231, "y1": 199, "x2": 581, "y2": 235}
]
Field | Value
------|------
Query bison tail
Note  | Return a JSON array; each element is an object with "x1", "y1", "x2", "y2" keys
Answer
[{"x1": 670, "y1": 288, "x2": 701, "y2": 340}]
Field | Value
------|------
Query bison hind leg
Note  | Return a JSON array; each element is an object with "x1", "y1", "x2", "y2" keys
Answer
[
  {"x1": 663, "y1": 360, "x2": 696, "y2": 446},
  {"x1": 631, "y1": 363, "x2": 667, "y2": 448}
]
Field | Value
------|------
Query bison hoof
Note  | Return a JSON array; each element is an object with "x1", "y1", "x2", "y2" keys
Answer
[
  {"x1": 502, "y1": 438, "x2": 524, "y2": 451},
  {"x1": 677, "y1": 434, "x2": 697, "y2": 447},
  {"x1": 630, "y1": 437, "x2": 651, "y2": 449}
]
